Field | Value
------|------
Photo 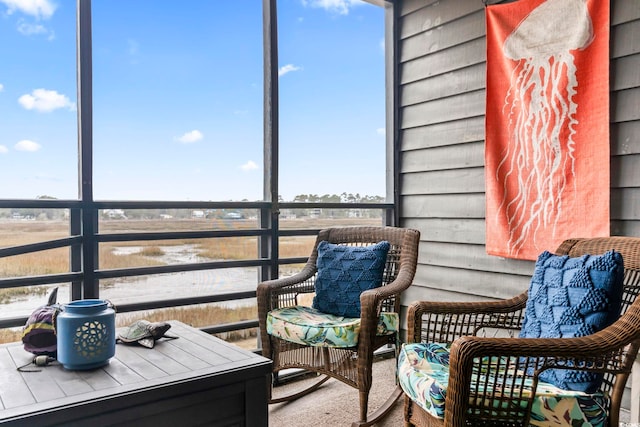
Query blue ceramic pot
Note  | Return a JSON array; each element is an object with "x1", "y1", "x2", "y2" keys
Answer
[{"x1": 56, "y1": 299, "x2": 116, "y2": 370}]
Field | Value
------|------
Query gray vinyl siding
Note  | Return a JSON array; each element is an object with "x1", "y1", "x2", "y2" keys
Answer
[
  {"x1": 394, "y1": 0, "x2": 640, "y2": 411},
  {"x1": 396, "y1": 0, "x2": 640, "y2": 305}
]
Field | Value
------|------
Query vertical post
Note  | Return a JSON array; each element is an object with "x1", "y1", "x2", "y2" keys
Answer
[
  {"x1": 260, "y1": 0, "x2": 280, "y2": 283},
  {"x1": 69, "y1": 208, "x2": 83, "y2": 301},
  {"x1": 385, "y1": 1, "x2": 399, "y2": 228},
  {"x1": 77, "y1": 0, "x2": 98, "y2": 299}
]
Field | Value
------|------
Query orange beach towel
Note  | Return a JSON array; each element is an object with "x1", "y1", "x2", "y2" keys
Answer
[{"x1": 485, "y1": 0, "x2": 610, "y2": 260}]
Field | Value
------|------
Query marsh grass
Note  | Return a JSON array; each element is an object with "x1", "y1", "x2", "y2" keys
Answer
[
  {"x1": 0, "y1": 220, "x2": 320, "y2": 276},
  {"x1": 0, "y1": 285, "x2": 50, "y2": 304},
  {"x1": 0, "y1": 217, "x2": 379, "y2": 346},
  {"x1": 138, "y1": 246, "x2": 165, "y2": 257}
]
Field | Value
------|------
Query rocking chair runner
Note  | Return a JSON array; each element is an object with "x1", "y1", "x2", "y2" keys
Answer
[
  {"x1": 402, "y1": 236, "x2": 640, "y2": 427},
  {"x1": 257, "y1": 226, "x2": 420, "y2": 427}
]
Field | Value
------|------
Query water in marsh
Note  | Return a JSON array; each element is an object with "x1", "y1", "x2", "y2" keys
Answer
[{"x1": 1, "y1": 244, "x2": 260, "y2": 318}]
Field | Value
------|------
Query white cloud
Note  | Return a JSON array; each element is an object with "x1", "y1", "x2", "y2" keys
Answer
[
  {"x1": 0, "y1": 0, "x2": 56, "y2": 19},
  {"x1": 376, "y1": 127, "x2": 385, "y2": 135},
  {"x1": 17, "y1": 19, "x2": 54, "y2": 39},
  {"x1": 301, "y1": 0, "x2": 362, "y2": 15},
  {"x1": 0, "y1": 83, "x2": 3, "y2": 92},
  {"x1": 17, "y1": 20, "x2": 45, "y2": 35},
  {"x1": 15, "y1": 139, "x2": 41, "y2": 152},
  {"x1": 18, "y1": 88, "x2": 75, "y2": 112},
  {"x1": 0, "y1": 145, "x2": 8, "y2": 153},
  {"x1": 240, "y1": 160, "x2": 258, "y2": 171},
  {"x1": 176, "y1": 130, "x2": 203, "y2": 144},
  {"x1": 279, "y1": 64, "x2": 302, "y2": 77}
]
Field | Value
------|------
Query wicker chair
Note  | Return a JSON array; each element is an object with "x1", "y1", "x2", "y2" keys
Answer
[
  {"x1": 257, "y1": 226, "x2": 420, "y2": 427},
  {"x1": 403, "y1": 236, "x2": 640, "y2": 427}
]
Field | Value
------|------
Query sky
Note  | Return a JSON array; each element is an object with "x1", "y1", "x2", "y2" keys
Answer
[{"x1": 0, "y1": 0, "x2": 386, "y2": 202}]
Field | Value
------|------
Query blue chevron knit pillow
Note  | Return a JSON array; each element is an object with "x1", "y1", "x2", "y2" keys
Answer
[
  {"x1": 520, "y1": 250, "x2": 624, "y2": 392},
  {"x1": 312, "y1": 240, "x2": 390, "y2": 318}
]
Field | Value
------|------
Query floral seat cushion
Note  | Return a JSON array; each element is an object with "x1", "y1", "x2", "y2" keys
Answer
[
  {"x1": 398, "y1": 342, "x2": 609, "y2": 426},
  {"x1": 266, "y1": 305, "x2": 398, "y2": 348}
]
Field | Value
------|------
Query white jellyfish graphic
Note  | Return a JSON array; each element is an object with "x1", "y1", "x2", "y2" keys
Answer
[{"x1": 495, "y1": 0, "x2": 594, "y2": 255}]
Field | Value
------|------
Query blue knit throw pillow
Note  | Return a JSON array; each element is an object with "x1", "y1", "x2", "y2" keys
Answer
[
  {"x1": 312, "y1": 240, "x2": 390, "y2": 318},
  {"x1": 520, "y1": 250, "x2": 624, "y2": 393}
]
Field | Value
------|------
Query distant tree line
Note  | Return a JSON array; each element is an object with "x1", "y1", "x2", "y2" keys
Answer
[
  {"x1": 282, "y1": 193, "x2": 385, "y2": 219},
  {"x1": 0, "y1": 194, "x2": 384, "y2": 221},
  {"x1": 288, "y1": 193, "x2": 384, "y2": 204},
  {"x1": 0, "y1": 195, "x2": 67, "y2": 221}
]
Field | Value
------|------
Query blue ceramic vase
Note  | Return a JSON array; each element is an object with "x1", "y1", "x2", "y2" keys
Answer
[{"x1": 56, "y1": 299, "x2": 116, "y2": 370}]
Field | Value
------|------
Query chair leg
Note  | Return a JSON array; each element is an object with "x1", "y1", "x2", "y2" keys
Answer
[
  {"x1": 351, "y1": 385, "x2": 403, "y2": 427},
  {"x1": 359, "y1": 390, "x2": 369, "y2": 423},
  {"x1": 403, "y1": 395, "x2": 420, "y2": 427},
  {"x1": 269, "y1": 374, "x2": 331, "y2": 404}
]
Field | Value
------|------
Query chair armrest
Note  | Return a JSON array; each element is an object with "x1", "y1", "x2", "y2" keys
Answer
[
  {"x1": 449, "y1": 305, "x2": 640, "y2": 367},
  {"x1": 406, "y1": 292, "x2": 528, "y2": 344},
  {"x1": 360, "y1": 266, "x2": 416, "y2": 311},
  {"x1": 443, "y1": 310, "x2": 640, "y2": 427},
  {"x1": 358, "y1": 266, "x2": 418, "y2": 356},
  {"x1": 256, "y1": 264, "x2": 317, "y2": 311},
  {"x1": 256, "y1": 263, "x2": 318, "y2": 357}
]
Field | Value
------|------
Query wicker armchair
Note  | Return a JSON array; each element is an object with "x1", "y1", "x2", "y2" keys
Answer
[
  {"x1": 403, "y1": 236, "x2": 640, "y2": 427},
  {"x1": 257, "y1": 226, "x2": 420, "y2": 427}
]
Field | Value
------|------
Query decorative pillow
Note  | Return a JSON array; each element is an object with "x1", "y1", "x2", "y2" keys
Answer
[
  {"x1": 312, "y1": 240, "x2": 390, "y2": 318},
  {"x1": 520, "y1": 250, "x2": 625, "y2": 392}
]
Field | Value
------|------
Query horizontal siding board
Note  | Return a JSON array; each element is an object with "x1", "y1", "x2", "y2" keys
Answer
[
  {"x1": 400, "y1": 0, "x2": 439, "y2": 17},
  {"x1": 413, "y1": 265, "x2": 530, "y2": 300},
  {"x1": 612, "y1": 19, "x2": 640, "y2": 58},
  {"x1": 403, "y1": 188, "x2": 640, "y2": 228},
  {"x1": 400, "y1": 0, "x2": 483, "y2": 39},
  {"x1": 401, "y1": 38, "x2": 486, "y2": 84},
  {"x1": 612, "y1": 154, "x2": 640, "y2": 187},
  {"x1": 402, "y1": 193, "x2": 485, "y2": 218},
  {"x1": 403, "y1": 218, "x2": 486, "y2": 244},
  {"x1": 612, "y1": 87, "x2": 640, "y2": 123},
  {"x1": 402, "y1": 90, "x2": 485, "y2": 128},
  {"x1": 612, "y1": 188, "x2": 640, "y2": 220},
  {"x1": 612, "y1": 121, "x2": 640, "y2": 155},
  {"x1": 612, "y1": 55, "x2": 640, "y2": 91},
  {"x1": 612, "y1": 0, "x2": 640, "y2": 25},
  {"x1": 402, "y1": 167, "x2": 485, "y2": 195},
  {"x1": 611, "y1": 220, "x2": 640, "y2": 236},
  {"x1": 402, "y1": 117, "x2": 485, "y2": 151},
  {"x1": 402, "y1": 285, "x2": 499, "y2": 309},
  {"x1": 401, "y1": 62, "x2": 486, "y2": 106},
  {"x1": 418, "y1": 241, "x2": 534, "y2": 274},
  {"x1": 400, "y1": 10, "x2": 485, "y2": 63},
  {"x1": 401, "y1": 141, "x2": 484, "y2": 173}
]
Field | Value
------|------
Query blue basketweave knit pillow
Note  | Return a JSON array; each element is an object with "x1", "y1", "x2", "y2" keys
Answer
[
  {"x1": 312, "y1": 240, "x2": 390, "y2": 318},
  {"x1": 520, "y1": 250, "x2": 625, "y2": 393}
]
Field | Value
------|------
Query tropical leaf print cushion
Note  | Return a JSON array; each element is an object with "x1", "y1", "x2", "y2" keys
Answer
[{"x1": 267, "y1": 305, "x2": 398, "y2": 348}]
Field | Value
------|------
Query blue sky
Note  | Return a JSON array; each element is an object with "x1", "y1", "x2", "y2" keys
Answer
[{"x1": 0, "y1": 0, "x2": 386, "y2": 201}]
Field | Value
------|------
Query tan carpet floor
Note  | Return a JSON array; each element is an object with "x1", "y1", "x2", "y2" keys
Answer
[{"x1": 268, "y1": 357, "x2": 404, "y2": 427}]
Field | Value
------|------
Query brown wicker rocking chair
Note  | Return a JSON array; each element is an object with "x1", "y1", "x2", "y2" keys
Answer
[
  {"x1": 403, "y1": 236, "x2": 640, "y2": 427},
  {"x1": 257, "y1": 226, "x2": 420, "y2": 427}
]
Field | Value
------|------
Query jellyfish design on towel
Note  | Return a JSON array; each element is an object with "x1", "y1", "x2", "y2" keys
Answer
[{"x1": 495, "y1": 0, "x2": 594, "y2": 255}]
